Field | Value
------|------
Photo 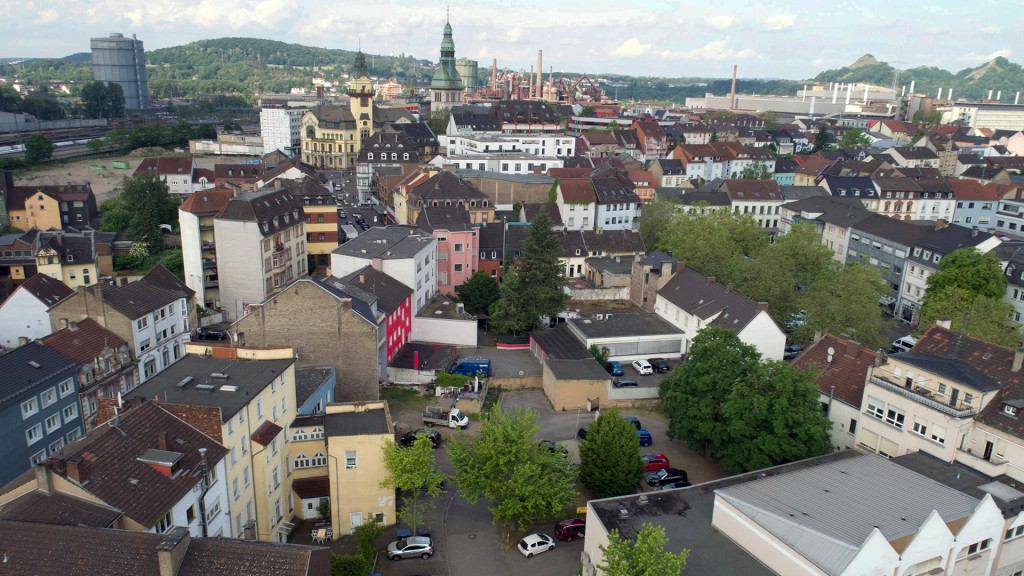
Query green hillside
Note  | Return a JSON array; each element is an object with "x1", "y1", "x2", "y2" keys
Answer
[{"x1": 814, "y1": 54, "x2": 1024, "y2": 100}]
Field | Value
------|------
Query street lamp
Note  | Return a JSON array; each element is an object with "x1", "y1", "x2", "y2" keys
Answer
[{"x1": 575, "y1": 404, "x2": 581, "y2": 433}]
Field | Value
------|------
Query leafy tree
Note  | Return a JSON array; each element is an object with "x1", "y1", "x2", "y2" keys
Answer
[
  {"x1": 660, "y1": 326, "x2": 761, "y2": 455},
  {"x1": 739, "y1": 223, "x2": 834, "y2": 319},
  {"x1": 509, "y1": 202, "x2": 523, "y2": 222},
  {"x1": 489, "y1": 210, "x2": 568, "y2": 334},
  {"x1": 429, "y1": 108, "x2": 451, "y2": 136},
  {"x1": 102, "y1": 173, "x2": 177, "y2": 254},
  {"x1": 353, "y1": 517, "x2": 384, "y2": 567},
  {"x1": 709, "y1": 129, "x2": 718, "y2": 142},
  {"x1": 578, "y1": 407, "x2": 645, "y2": 498},
  {"x1": 330, "y1": 553, "x2": 368, "y2": 576},
  {"x1": 659, "y1": 209, "x2": 766, "y2": 286},
  {"x1": 738, "y1": 161, "x2": 773, "y2": 179},
  {"x1": 589, "y1": 344, "x2": 610, "y2": 367},
  {"x1": 717, "y1": 360, "x2": 831, "y2": 473},
  {"x1": 811, "y1": 124, "x2": 834, "y2": 152},
  {"x1": 795, "y1": 263, "x2": 886, "y2": 348},
  {"x1": 919, "y1": 287, "x2": 1022, "y2": 347},
  {"x1": 838, "y1": 128, "x2": 872, "y2": 149},
  {"x1": 925, "y1": 249, "x2": 1006, "y2": 299},
  {"x1": 581, "y1": 106, "x2": 596, "y2": 116},
  {"x1": 447, "y1": 408, "x2": 576, "y2": 533},
  {"x1": 24, "y1": 134, "x2": 54, "y2": 163},
  {"x1": 80, "y1": 81, "x2": 124, "y2": 119},
  {"x1": 0, "y1": 84, "x2": 21, "y2": 113},
  {"x1": 380, "y1": 433, "x2": 447, "y2": 534},
  {"x1": 761, "y1": 111, "x2": 779, "y2": 130},
  {"x1": 637, "y1": 198, "x2": 679, "y2": 249},
  {"x1": 458, "y1": 270, "x2": 500, "y2": 315},
  {"x1": 599, "y1": 523, "x2": 690, "y2": 576}
]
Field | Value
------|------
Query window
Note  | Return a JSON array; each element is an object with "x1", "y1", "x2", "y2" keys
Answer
[
  {"x1": 233, "y1": 477, "x2": 240, "y2": 501},
  {"x1": 243, "y1": 466, "x2": 250, "y2": 487},
  {"x1": 958, "y1": 539, "x2": 992, "y2": 558},
  {"x1": 1006, "y1": 525, "x2": 1024, "y2": 541},
  {"x1": 912, "y1": 418, "x2": 927, "y2": 437},
  {"x1": 40, "y1": 388, "x2": 57, "y2": 408},
  {"x1": 930, "y1": 425, "x2": 946, "y2": 445},
  {"x1": 964, "y1": 393, "x2": 974, "y2": 405},
  {"x1": 155, "y1": 511, "x2": 173, "y2": 533},
  {"x1": 137, "y1": 317, "x2": 148, "y2": 330},
  {"x1": 256, "y1": 399, "x2": 263, "y2": 419},
  {"x1": 25, "y1": 423, "x2": 43, "y2": 446},
  {"x1": 30, "y1": 450, "x2": 46, "y2": 466},
  {"x1": 454, "y1": 264, "x2": 463, "y2": 272},
  {"x1": 62, "y1": 404, "x2": 78, "y2": 422},
  {"x1": 866, "y1": 397, "x2": 885, "y2": 420},
  {"x1": 187, "y1": 505, "x2": 196, "y2": 524},
  {"x1": 44, "y1": 413, "x2": 61, "y2": 433},
  {"x1": 937, "y1": 383, "x2": 947, "y2": 395},
  {"x1": 230, "y1": 446, "x2": 238, "y2": 466},
  {"x1": 885, "y1": 407, "x2": 905, "y2": 429},
  {"x1": 345, "y1": 450, "x2": 358, "y2": 469},
  {"x1": 21, "y1": 398, "x2": 39, "y2": 419},
  {"x1": 848, "y1": 418, "x2": 857, "y2": 435},
  {"x1": 281, "y1": 396, "x2": 288, "y2": 414},
  {"x1": 206, "y1": 498, "x2": 221, "y2": 523}
]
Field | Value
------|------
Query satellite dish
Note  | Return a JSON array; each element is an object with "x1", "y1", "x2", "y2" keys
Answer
[{"x1": 827, "y1": 346, "x2": 835, "y2": 363}]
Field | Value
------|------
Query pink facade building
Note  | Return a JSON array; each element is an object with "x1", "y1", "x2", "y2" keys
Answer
[{"x1": 417, "y1": 208, "x2": 479, "y2": 295}]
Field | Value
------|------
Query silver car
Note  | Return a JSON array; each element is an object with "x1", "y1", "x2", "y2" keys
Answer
[{"x1": 386, "y1": 535, "x2": 434, "y2": 560}]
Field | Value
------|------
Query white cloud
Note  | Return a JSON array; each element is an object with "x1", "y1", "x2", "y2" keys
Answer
[
  {"x1": 613, "y1": 37, "x2": 654, "y2": 57},
  {"x1": 36, "y1": 9, "x2": 59, "y2": 23},
  {"x1": 763, "y1": 14, "x2": 795, "y2": 31},
  {"x1": 706, "y1": 14, "x2": 735, "y2": 31},
  {"x1": 981, "y1": 25, "x2": 1002, "y2": 34},
  {"x1": 659, "y1": 37, "x2": 760, "y2": 61},
  {"x1": 956, "y1": 48, "x2": 1013, "y2": 63},
  {"x1": 504, "y1": 27, "x2": 522, "y2": 42}
]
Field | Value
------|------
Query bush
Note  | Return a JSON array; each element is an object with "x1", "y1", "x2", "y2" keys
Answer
[{"x1": 354, "y1": 517, "x2": 384, "y2": 567}]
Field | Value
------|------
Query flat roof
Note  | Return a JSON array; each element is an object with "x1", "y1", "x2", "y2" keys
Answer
[
  {"x1": 126, "y1": 355, "x2": 296, "y2": 422},
  {"x1": 895, "y1": 451, "x2": 1024, "y2": 515},
  {"x1": 324, "y1": 408, "x2": 390, "y2": 436},
  {"x1": 568, "y1": 313, "x2": 683, "y2": 340}
]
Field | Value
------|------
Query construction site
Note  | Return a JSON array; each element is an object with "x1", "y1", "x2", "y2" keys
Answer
[{"x1": 466, "y1": 50, "x2": 612, "y2": 105}]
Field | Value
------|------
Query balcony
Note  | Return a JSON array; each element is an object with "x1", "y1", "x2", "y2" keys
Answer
[
  {"x1": 202, "y1": 259, "x2": 217, "y2": 269},
  {"x1": 869, "y1": 376, "x2": 978, "y2": 419},
  {"x1": 199, "y1": 224, "x2": 214, "y2": 232},
  {"x1": 201, "y1": 241, "x2": 216, "y2": 251},
  {"x1": 955, "y1": 447, "x2": 1009, "y2": 477}
]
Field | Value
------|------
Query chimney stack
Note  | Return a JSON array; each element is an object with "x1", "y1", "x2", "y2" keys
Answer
[
  {"x1": 707, "y1": 276, "x2": 716, "y2": 285},
  {"x1": 909, "y1": 80, "x2": 915, "y2": 94},
  {"x1": 157, "y1": 528, "x2": 192, "y2": 576},
  {"x1": 756, "y1": 302, "x2": 768, "y2": 312},
  {"x1": 936, "y1": 318, "x2": 952, "y2": 329},
  {"x1": 536, "y1": 50, "x2": 543, "y2": 99},
  {"x1": 66, "y1": 458, "x2": 85, "y2": 484},
  {"x1": 845, "y1": 337, "x2": 860, "y2": 358},
  {"x1": 491, "y1": 58, "x2": 497, "y2": 90},
  {"x1": 724, "y1": 283, "x2": 733, "y2": 293},
  {"x1": 1014, "y1": 350, "x2": 1024, "y2": 372},
  {"x1": 34, "y1": 464, "x2": 53, "y2": 494},
  {"x1": 729, "y1": 65, "x2": 737, "y2": 111},
  {"x1": 874, "y1": 348, "x2": 886, "y2": 367},
  {"x1": 157, "y1": 432, "x2": 169, "y2": 451},
  {"x1": 934, "y1": 219, "x2": 948, "y2": 231}
]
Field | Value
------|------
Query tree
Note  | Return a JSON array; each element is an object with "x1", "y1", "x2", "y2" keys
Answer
[
  {"x1": 795, "y1": 263, "x2": 887, "y2": 348},
  {"x1": 589, "y1": 344, "x2": 610, "y2": 367},
  {"x1": 761, "y1": 111, "x2": 779, "y2": 130},
  {"x1": 925, "y1": 249, "x2": 1006, "y2": 299},
  {"x1": 599, "y1": 523, "x2": 689, "y2": 576},
  {"x1": 106, "y1": 82, "x2": 125, "y2": 118},
  {"x1": 581, "y1": 106, "x2": 596, "y2": 117},
  {"x1": 24, "y1": 134, "x2": 54, "y2": 163},
  {"x1": 709, "y1": 129, "x2": 719, "y2": 142},
  {"x1": 739, "y1": 223, "x2": 834, "y2": 319},
  {"x1": 920, "y1": 286, "x2": 1022, "y2": 347},
  {"x1": 717, "y1": 360, "x2": 832, "y2": 473},
  {"x1": 428, "y1": 107, "x2": 451, "y2": 136},
  {"x1": 637, "y1": 198, "x2": 679, "y2": 250},
  {"x1": 738, "y1": 161, "x2": 773, "y2": 180},
  {"x1": 578, "y1": 407, "x2": 645, "y2": 498},
  {"x1": 80, "y1": 81, "x2": 125, "y2": 119},
  {"x1": 659, "y1": 209, "x2": 766, "y2": 286},
  {"x1": 447, "y1": 408, "x2": 576, "y2": 533},
  {"x1": 811, "y1": 124, "x2": 834, "y2": 152},
  {"x1": 838, "y1": 128, "x2": 872, "y2": 149},
  {"x1": 330, "y1": 553, "x2": 368, "y2": 576},
  {"x1": 458, "y1": 270, "x2": 500, "y2": 315},
  {"x1": 380, "y1": 433, "x2": 447, "y2": 533},
  {"x1": 489, "y1": 210, "x2": 568, "y2": 335},
  {"x1": 353, "y1": 517, "x2": 384, "y2": 567},
  {"x1": 660, "y1": 326, "x2": 761, "y2": 455},
  {"x1": 102, "y1": 173, "x2": 177, "y2": 254},
  {"x1": 0, "y1": 84, "x2": 21, "y2": 113}
]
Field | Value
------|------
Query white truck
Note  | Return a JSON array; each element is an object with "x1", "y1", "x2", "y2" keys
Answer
[{"x1": 423, "y1": 406, "x2": 469, "y2": 429}]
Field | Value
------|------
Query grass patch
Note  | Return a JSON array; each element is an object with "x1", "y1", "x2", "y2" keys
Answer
[{"x1": 380, "y1": 386, "x2": 432, "y2": 413}]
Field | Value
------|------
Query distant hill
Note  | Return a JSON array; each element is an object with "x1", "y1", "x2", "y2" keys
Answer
[
  {"x1": 62, "y1": 52, "x2": 92, "y2": 63},
  {"x1": 814, "y1": 54, "x2": 1024, "y2": 100}
]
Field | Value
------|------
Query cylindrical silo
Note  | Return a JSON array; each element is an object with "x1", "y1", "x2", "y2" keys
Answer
[
  {"x1": 455, "y1": 58, "x2": 479, "y2": 90},
  {"x1": 90, "y1": 32, "x2": 150, "y2": 110}
]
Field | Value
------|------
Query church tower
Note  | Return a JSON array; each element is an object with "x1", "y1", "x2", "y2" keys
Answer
[
  {"x1": 429, "y1": 17, "x2": 464, "y2": 113},
  {"x1": 348, "y1": 50, "x2": 375, "y2": 140}
]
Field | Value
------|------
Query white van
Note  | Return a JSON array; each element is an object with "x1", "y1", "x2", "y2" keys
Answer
[{"x1": 891, "y1": 335, "x2": 918, "y2": 353}]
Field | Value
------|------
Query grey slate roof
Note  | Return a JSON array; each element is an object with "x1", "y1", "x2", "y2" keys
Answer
[
  {"x1": 530, "y1": 324, "x2": 592, "y2": 360},
  {"x1": 782, "y1": 195, "x2": 871, "y2": 228},
  {"x1": 852, "y1": 214, "x2": 931, "y2": 246},
  {"x1": 895, "y1": 451, "x2": 1024, "y2": 514},
  {"x1": 17, "y1": 273, "x2": 74, "y2": 308},
  {"x1": 125, "y1": 355, "x2": 297, "y2": 422},
  {"x1": 0, "y1": 341, "x2": 77, "y2": 410},
  {"x1": 324, "y1": 407, "x2": 390, "y2": 436},
  {"x1": 567, "y1": 313, "x2": 682, "y2": 339},
  {"x1": 581, "y1": 230, "x2": 646, "y2": 254},
  {"x1": 890, "y1": 352, "x2": 1005, "y2": 392},
  {"x1": 216, "y1": 187, "x2": 305, "y2": 238},
  {"x1": 587, "y1": 256, "x2": 634, "y2": 275},
  {"x1": 331, "y1": 226, "x2": 435, "y2": 260},
  {"x1": 98, "y1": 281, "x2": 181, "y2": 321},
  {"x1": 295, "y1": 366, "x2": 334, "y2": 409},
  {"x1": 716, "y1": 453, "x2": 980, "y2": 575},
  {"x1": 911, "y1": 224, "x2": 996, "y2": 262},
  {"x1": 335, "y1": 266, "x2": 413, "y2": 316},
  {"x1": 310, "y1": 276, "x2": 379, "y2": 325},
  {"x1": 656, "y1": 267, "x2": 768, "y2": 332}
]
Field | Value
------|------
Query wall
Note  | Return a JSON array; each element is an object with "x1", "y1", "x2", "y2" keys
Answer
[
  {"x1": 0, "y1": 289, "x2": 52, "y2": 349},
  {"x1": 711, "y1": 496, "x2": 829, "y2": 575},
  {"x1": 568, "y1": 286, "x2": 630, "y2": 301},
  {"x1": 326, "y1": 403, "x2": 395, "y2": 537},
  {"x1": 821, "y1": 397, "x2": 860, "y2": 451},
  {"x1": 738, "y1": 312, "x2": 786, "y2": 361},
  {"x1": 0, "y1": 372, "x2": 81, "y2": 486},
  {"x1": 233, "y1": 281, "x2": 380, "y2": 401},
  {"x1": 215, "y1": 219, "x2": 266, "y2": 321},
  {"x1": 409, "y1": 316, "x2": 477, "y2": 346},
  {"x1": 48, "y1": 289, "x2": 135, "y2": 351},
  {"x1": 541, "y1": 363, "x2": 608, "y2": 411},
  {"x1": 178, "y1": 209, "x2": 206, "y2": 307}
]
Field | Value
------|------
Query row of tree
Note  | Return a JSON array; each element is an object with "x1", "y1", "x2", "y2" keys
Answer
[
  {"x1": 87, "y1": 120, "x2": 217, "y2": 153},
  {"x1": 79, "y1": 81, "x2": 125, "y2": 119}
]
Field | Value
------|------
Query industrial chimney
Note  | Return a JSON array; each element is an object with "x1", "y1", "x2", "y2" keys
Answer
[
  {"x1": 491, "y1": 58, "x2": 497, "y2": 90},
  {"x1": 536, "y1": 50, "x2": 543, "y2": 99},
  {"x1": 729, "y1": 65, "x2": 737, "y2": 111}
]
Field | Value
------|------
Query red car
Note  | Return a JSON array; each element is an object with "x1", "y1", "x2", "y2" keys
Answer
[
  {"x1": 554, "y1": 518, "x2": 586, "y2": 541},
  {"x1": 641, "y1": 453, "x2": 670, "y2": 472}
]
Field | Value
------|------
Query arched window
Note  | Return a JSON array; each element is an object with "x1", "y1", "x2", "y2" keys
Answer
[
  {"x1": 905, "y1": 202, "x2": 913, "y2": 213},
  {"x1": 306, "y1": 126, "x2": 315, "y2": 138}
]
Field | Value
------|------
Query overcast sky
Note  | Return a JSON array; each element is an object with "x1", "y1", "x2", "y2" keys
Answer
[{"x1": 2, "y1": 0, "x2": 1018, "y2": 79}]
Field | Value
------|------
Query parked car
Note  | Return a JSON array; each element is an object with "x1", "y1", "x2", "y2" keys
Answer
[
  {"x1": 554, "y1": 518, "x2": 586, "y2": 541},
  {"x1": 641, "y1": 453, "x2": 670, "y2": 472},
  {"x1": 653, "y1": 480, "x2": 692, "y2": 491},
  {"x1": 623, "y1": 416, "x2": 642, "y2": 430},
  {"x1": 891, "y1": 335, "x2": 917, "y2": 354},
  {"x1": 605, "y1": 361, "x2": 624, "y2": 376},
  {"x1": 386, "y1": 536, "x2": 434, "y2": 560},
  {"x1": 637, "y1": 429, "x2": 653, "y2": 447},
  {"x1": 518, "y1": 533, "x2": 556, "y2": 558},
  {"x1": 647, "y1": 358, "x2": 670, "y2": 373},
  {"x1": 783, "y1": 344, "x2": 804, "y2": 360},
  {"x1": 537, "y1": 439, "x2": 569, "y2": 456},
  {"x1": 576, "y1": 426, "x2": 589, "y2": 440},
  {"x1": 631, "y1": 359, "x2": 654, "y2": 375},
  {"x1": 645, "y1": 467, "x2": 688, "y2": 488},
  {"x1": 194, "y1": 327, "x2": 228, "y2": 341},
  {"x1": 399, "y1": 428, "x2": 441, "y2": 448},
  {"x1": 612, "y1": 378, "x2": 638, "y2": 388}
]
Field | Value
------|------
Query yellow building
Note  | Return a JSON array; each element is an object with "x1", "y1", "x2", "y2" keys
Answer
[
  {"x1": 270, "y1": 176, "x2": 340, "y2": 270},
  {"x1": 325, "y1": 401, "x2": 395, "y2": 538},
  {"x1": 287, "y1": 414, "x2": 330, "y2": 520},
  {"x1": 9, "y1": 189, "x2": 62, "y2": 230},
  {"x1": 34, "y1": 229, "x2": 108, "y2": 288},
  {"x1": 126, "y1": 346, "x2": 299, "y2": 542}
]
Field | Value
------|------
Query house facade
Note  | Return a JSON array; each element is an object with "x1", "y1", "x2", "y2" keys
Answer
[
  {"x1": 0, "y1": 273, "x2": 73, "y2": 351},
  {"x1": 330, "y1": 226, "x2": 437, "y2": 314},
  {"x1": 325, "y1": 401, "x2": 395, "y2": 537}
]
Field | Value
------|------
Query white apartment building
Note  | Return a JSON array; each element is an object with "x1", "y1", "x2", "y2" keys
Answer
[
  {"x1": 214, "y1": 187, "x2": 307, "y2": 320},
  {"x1": 330, "y1": 226, "x2": 438, "y2": 313},
  {"x1": 178, "y1": 188, "x2": 234, "y2": 310},
  {"x1": 260, "y1": 106, "x2": 306, "y2": 156},
  {"x1": 440, "y1": 133, "x2": 576, "y2": 157},
  {"x1": 433, "y1": 153, "x2": 564, "y2": 175}
]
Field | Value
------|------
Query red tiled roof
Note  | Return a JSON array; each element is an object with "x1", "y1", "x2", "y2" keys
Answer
[
  {"x1": 158, "y1": 403, "x2": 225, "y2": 442},
  {"x1": 628, "y1": 171, "x2": 654, "y2": 186},
  {"x1": 133, "y1": 157, "x2": 194, "y2": 176},
  {"x1": 251, "y1": 420, "x2": 284, "y2": 446},
  {"x1": 558, "y1": 179, "x2": 594, "y2": 203},
  {"x1": 548, "y1": 167, "x2": 591, "y2": 179},
  {"x1": 292, "y1": 476, "x2": 330, "y2": 499},
  {"x1": 41, "y1": 318, "x2": 127, "y2": 365},
  {"x1": 722, "y1": 179, "x2": 782, "y2": 200},
  {"x1": 792, "y1": 334, "x2": 877, "y2": 408},
  {"x1": 179, "y1": 187, "x2": 235, "y2": 215},
  {"x1": 946, "y1": 179, "x2": 1001, "y2": 201},
  {"x1": 192, "y1": 168, "x2": 214, "y2": 183}
]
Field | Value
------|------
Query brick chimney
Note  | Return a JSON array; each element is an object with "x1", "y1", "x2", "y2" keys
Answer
[
  {"x1": 936, "y1": 318, "x2": 952, "y2": 329},
  {"x1": 66, "y1": 458, "x2": 86, "y2": 484},
  {"x1": 34, "y1": 463, "x2": 52, "y2": 494},
  {"x1": 1013, "y1": 350, "x2": 1024, "y2": 373},
  {"x1": 874, "y1": 349, "x2": 886, "y2": 367},
  {"x1": 156, "y1": 527, "x2": 191, "y2": 576},
  {"x1": 725, "y1": 283, "x2": 733, "y2": 293},
  {"x1": 934, "y1": 219, "x2": 948, "y2": 231},
  {"x1": 157, "y1": 432, "x2": 169, "y2": 451},
  {"x1": 756, "y1": 302, "x2": 768, "y2": 312},
  {"x1": 845, "y1": 338, "x2": 861, "y2": 358},
  {"x1": 707, "y1": 276, "x2": 715, "y2": 285}
]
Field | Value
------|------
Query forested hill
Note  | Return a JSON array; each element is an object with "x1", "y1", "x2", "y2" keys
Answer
[{"x1": 814, "y1": 54, "x2": 1024, "y2": 100}]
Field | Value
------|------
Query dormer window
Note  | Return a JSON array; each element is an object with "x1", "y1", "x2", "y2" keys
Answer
[
  {"x1": 367, "y1": 153, "x2": 373, "y2": 160},
  {"x1": 1004, "y1": 405, "x2": 1017, "y2": 416},
  {"x1": 66, "y1": 254, "x2": 74, "y2": 262}
]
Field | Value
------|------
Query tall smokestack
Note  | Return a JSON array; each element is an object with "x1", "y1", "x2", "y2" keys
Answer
[
  {"x1": 730, "y1": 65, "x2": 737, "y2": 111},
  {"x1": 948, "y1": 88, "x2": 952, "y2": 101},
  {"x1": 802, "y1": 84, "x2": 807, "y2": 102},
  {"x1": 832, "y1": 83, "x2": 838, "y2": 103},
  {"x1": 901, "y1": 85, "x2": 906, "y2": 97},
  {"x1": 536, "y1": 50, "x2": 543, "y2": 99},
  {"x1": 937, "y1": 88, "x2": 942, "y2": 99},
  {"x1": 863, "y1": 84, "x2": 869, "y2": 102},
  {"x1": 809, "y1": 96, "x2": 816, "y2": 116},
  {"x1": 997, "y1": 90, "x2": 1002, "y2": 101},
  {"x1": 847, "y1": 85, "x2": 853, "y2": 104},
  {"x1": 1017, "y1": 92, "x2": 1021, "y2": 105},
  {"x1": 988, "y1": 89, "x2": 994, "y2": 100},
  {"x1": 548, "y1": 66, "x2": 553, "y2": 100},
  {"x1": 909, "y1": 80, "x2": 915, "y2": 94},
  {"x1": 491, "y1": 58, "x2": 497, "y2": 90}
]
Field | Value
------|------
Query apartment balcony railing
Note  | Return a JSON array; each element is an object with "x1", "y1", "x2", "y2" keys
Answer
[
  {"x1": 202, "y1": 260, "x2": 217, "y2": 269},
  {"x1": 869, "y1": 376, "x2": 978, "y2": 419}
]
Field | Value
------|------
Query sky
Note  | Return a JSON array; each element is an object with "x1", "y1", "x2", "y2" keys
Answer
[{"x1": 1, "y1": 0, "x2": 1019, "y2": 80}]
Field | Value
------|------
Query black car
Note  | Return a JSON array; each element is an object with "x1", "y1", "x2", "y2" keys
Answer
[
  {"x1": 399, "y1": 429, "x2": 441, "y2": 448},
  {"x1": 194, "y1": 328, "x2": 228, "y2": 341},
  {"x1": 783, "y1": 344, "x2": 804, "y2": 360},
  {"x1": 647, "y1": 358, "x2": 670, "y2": 373},
  {"x1": 645, "y1": 467, "x2": 689, "y2": 487},
  {"x1": 612, "y1": 378, "x2": 638, "y2": 388},
  {"x1": 576, "y1": 426, "x2": 589, "y2": 440}
]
